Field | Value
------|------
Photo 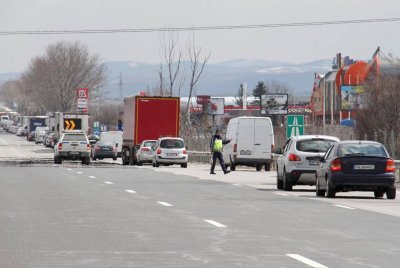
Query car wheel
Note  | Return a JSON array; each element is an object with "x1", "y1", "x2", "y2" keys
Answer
[
  {"x1": 276, "y1": 166, "x2": 283, "y2": 189},
  {"x1": 386, "y1": 187, "x2": 396, "y2": 200},
  {"x1": 374, "y1": 190, "x2": 384, "y2": 198},
  {"x1": 122, "y1": 148, "x2": 129, "y2": 165},
  {"x1": 283, "y1": 168, "x2": 292, "y2": 191},
  {"x1": 54, "y1": 156, "x2": 62, "y2": 164},
  {"x1": 265, "y1": 163, "x2": 271, "y2": 171},
  {"x1": 152, "y1": 162, "x2": 156, "y2": 167},
  {"x1": 93, "y1": 157, "x2": 97, "y2": 161},
  {"x1": 154, "y1": 161, "x2": 160, "y2": 167},
  {"x1": 256, "y1": 164, "x2": 262, "y2": 171},
  {"x1": 137, "y1": 161, "x2": 142, "y2": 166},
  {"x1": 316, "y1": 176, "x2": 326, "y2": 197},
  {"x1": 113, "y1": 157, "x2": 117, "y2": 161},
  {"x1": 82, "y1": 157, "x2": 90, "y2": 165},
  {"x1": 230, "y1": 163, "x2": 236, "y2": 171},
  {"x1": 181, "y1": 163, "x2": 187, "y2": 168},
  {"x1": 326, "y1": 181, "x2": 336, "y2": 198}
]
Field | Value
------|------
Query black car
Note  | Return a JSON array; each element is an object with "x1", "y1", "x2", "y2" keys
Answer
[
  {"x1": 92, "y1": 141, "x2": 117, "y2": 161},
  {"x1": 315, "y1": 140, "x2": 396, "y2": 199}
]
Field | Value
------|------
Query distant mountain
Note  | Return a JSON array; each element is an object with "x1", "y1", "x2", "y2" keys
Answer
[
  {"x1": 103, "y1": 59, "x2": 332, "y2": 99},
  {"x1": 0, "y1": 59, "x2": 332, "y2": 99}
]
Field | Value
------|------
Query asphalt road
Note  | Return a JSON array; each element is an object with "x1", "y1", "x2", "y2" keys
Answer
[{"x1": 1, "y1": 131, "x2": 400, "y2": 267}]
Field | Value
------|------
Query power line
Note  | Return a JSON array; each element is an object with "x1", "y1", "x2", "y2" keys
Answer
[{"x1": 1, "y1": 17, "x2": 399, "y2": 35}]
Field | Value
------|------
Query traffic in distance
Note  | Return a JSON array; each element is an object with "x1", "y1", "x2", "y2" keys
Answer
[{"x1": 0, "y1": 94, "x2": 397, "y2": 200}]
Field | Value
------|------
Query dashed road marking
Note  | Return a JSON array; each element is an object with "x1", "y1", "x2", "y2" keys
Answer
[
  {"x1": 274, "y1": 192, "x2": 288, "y2": 196},
  {"x1": 76, "y1": 172, "x2": 82, "y2": 174},
  {"x1": 125, "y1": 190, "x2": 137, "y2": 194},
  {"x1": 286, "y1": 254, "x2": 328, "y2": 268},
  {"x1": 89, "y1": 176, "x2": 96, "y2": 179},
  {"x1": 158, "y1": 201, "x2": 173, "y2": 207},
  {"x1": 232, "y1": 184, "x2": 242, "y2": 187},
  {"x1": 334, "y1": 204, "x2": 356, "y2": 210},
  {"x1": 204, "y1": 220, "x2": 227, "y2": 228},
  {"x1": 104, "y1": 181, "x2": 114, "y2": 185},
  {"x1": 67, "y1": 168, "x2": 72, "y2": 171}
]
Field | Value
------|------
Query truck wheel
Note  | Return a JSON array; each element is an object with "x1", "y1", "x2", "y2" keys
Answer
[
  {"x1": 265, "y1": 163, "x2": 271, "y2": 171},
  {"x1": 256, "y1": 164, "x2": 262, "y2": 171}
]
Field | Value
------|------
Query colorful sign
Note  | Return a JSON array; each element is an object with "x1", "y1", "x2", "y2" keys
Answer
[
  {"x1": 340, "y1": 85, "x2": 365, "y2": 111},
  {"x1": 205, "y1": 98, "x2": 225, "y2": 115}
]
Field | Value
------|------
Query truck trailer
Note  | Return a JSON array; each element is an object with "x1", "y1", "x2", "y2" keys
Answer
[{"x1": 121, "y1": 96, "x2": 180, "y2": 165}]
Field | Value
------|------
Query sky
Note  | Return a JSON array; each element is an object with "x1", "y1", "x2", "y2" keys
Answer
[{"x1": 1, "y1": 0, "x2": 400, "y2": 73}]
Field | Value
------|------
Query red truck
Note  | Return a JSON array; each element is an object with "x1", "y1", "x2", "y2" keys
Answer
[{"x1": 121, "y1": 96, "x2": 180, "y2": 165}]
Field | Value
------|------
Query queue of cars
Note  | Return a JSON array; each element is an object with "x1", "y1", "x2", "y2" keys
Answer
[{"x1": 274, "y1": 135, "x2": 397, "y2": 199}]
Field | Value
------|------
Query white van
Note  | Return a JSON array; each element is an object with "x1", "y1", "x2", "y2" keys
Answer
[
  {"x1": 223, "y1": 116, "x2": 274, "y2": 171},
  {"x1": 99, "y1": 131, "x2": 123, "y2": 157}
]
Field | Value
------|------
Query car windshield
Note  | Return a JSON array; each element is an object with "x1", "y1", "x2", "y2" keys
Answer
[
  {"x1": 63, "y1": 134, "x2": 87, "y2": 142},
  {"x1": 144, "y1": 141, "x2": 157, "y2": 147},
  {"x1": 338, "y1": 144, "x2": 387, "y2": 157},
  {"x1": 160, "y1": 139, "x2": 184, "y2": 149},
  {"x1": 296, "y1": 139, "x2": 337, "y2": 153}
]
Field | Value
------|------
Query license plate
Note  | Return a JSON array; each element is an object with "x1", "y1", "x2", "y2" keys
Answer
[
  {"x1": 354, "y1": 164, "x2": 375, "y2": 170},
  {"x1": 167, "y1": 153, "x2": 177, "y2": 156},
  {"x1": 69, "y1": 151, "x2": 79, "y2": 155},
  {"x1": 309, "y1": 159, "x2": 319, "y2": 165}
]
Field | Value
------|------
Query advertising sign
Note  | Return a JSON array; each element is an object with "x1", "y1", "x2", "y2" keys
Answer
[
  {"x1": 204, "y1": 98, "x2": 225, "y2": 115},
  {"x1": 77, "y1": 88, "x2": 89, "y2": 113},
  {"x1": 340, "y1": 85, "x2": 365, "y2": 111},
  {"x1": 261, "y1": 94, "x2": 288, "y2": 115},
  {"x1": 77, "y1": 88, "x2": 89, "y2": 99},
  {"x1": 196, "y1": 95, "x2": 210, "y2": 105}
]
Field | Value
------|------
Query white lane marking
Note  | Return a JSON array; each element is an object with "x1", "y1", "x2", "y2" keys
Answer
[
  {"x1": 89, "y1": 176, "x2": 96, "y2": 179},
  {"x1": 104, "y1": 181, "x2": 114, "y2": 185},
  {"x1": 199, "y1": 178, "x2": 210, "y2": 180},
  {"x1": 286, "y1": 254, "x2": 328, "y2": 268},
  {"x1": 76, "y1": 171, "x2": 83, "y2": 174},
  {"x1": 204, "y1": 220, "x2": 227, "y2": 228},
  {"x1": 232, "y1": 184, "x2": 242, "y2": 187},
  {"x1": 158, "y1": 201, "x2": 173, "y2": 207},
  {"x1": 274, "y1": 192, "x2": 288, "y2": 196},
  {"x1": 125, "y1": 190, "x2": 137, "y2": 194},
  {"x1": 334, "y1": 204, "x2": 356, "y2": 210},
  {"x1": 67, "y1": 168, "x2": 72, "y2": 171}
]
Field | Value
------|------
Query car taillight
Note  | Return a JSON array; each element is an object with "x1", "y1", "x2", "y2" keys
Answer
[
  {"x1": 58, "y1": 143, "x2": 62, "y2": 150},
  {"x1": 271, "y1": 144, "x2": 275, "y2": 151},
  {"x1": 233, "y1": 144, "x2": 237, "y2": 153},
  {"x1": 87, "y1": 144, "x2": 91, "y2": 151},
  {"x1": 183, "y1": 149, "x2": 187, "y2": 155},
  {"x1": 288, "y1": 153, "x2": 301, "y2": 161},
  {"x1": 385, "y1": 159, "x2": 396, "y2": 172},
  {"x1": 157, "y1": 148, "x2": 161, "y2": 154},
  {"x1": 330, "y1": 158, "x2": 342, "y2": 172}
]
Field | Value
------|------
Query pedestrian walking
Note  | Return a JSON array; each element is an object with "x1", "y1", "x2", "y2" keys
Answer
[{"x1": 210, "y1": 129, "x2": 231, "y2": 174}]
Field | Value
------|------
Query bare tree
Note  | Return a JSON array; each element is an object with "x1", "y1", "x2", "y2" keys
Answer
[{"x1": 159, "y1": 31, "x2": 185, "y2": 96}]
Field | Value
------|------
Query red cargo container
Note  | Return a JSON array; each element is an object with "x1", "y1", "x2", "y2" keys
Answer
[{"x1": 121, "y1": 96, "x2": 180, "y2": 165}]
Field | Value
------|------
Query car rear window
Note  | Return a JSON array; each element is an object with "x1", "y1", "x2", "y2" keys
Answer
[
  {"x1": 296, "y1": 139, "x2": 337, "y2": 153},
  {"x1": 160, "y1": 139, "x2": 184, "y2": 149},
  {"x1": 63, "y1": 134, "x2": 87, "y2": 142},
  {"x1": 144, "y1": 141, "x2": 157, "y2": 147},
  {"x1": 338, "y1": 144, "x2": 387, "y2": 157}
]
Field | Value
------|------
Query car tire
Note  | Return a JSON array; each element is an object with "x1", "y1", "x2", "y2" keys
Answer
[
  {"x1": 54, "y1": 156, "x2": 62, "y2": 164},
  {"x1": 93, "y1": 157, "x2": 97, "y2": 161},
  {"x1": 154, "y1": 161, "x2": 159, "y2": 167},
  {"x1": 283, "y1": 168, "x2": 292, "y2": 191},
  {"x1": 137, "y1": 161, "x2": 142, "y2": 166},
  {"x1": 113, "y1": 157, "x2": 117, "y2": 161},
  {"x1": 326, "y1": 181, "x2": 336, "y2": 198},
  {"x1": 256, "y1": 164, "x2": 262, "y2": 171},
  {"x1": 181, "y1": 163, "x2": 187, "y2": 168},
  {"x1": 386, "y1": 187, "x2": 396, "y2": 200},
  {"x1": 122, "y1": 148, "x2": 129, "y2": 165},
  {"x1": 265, "y1": 163, "x2": 271, "y2": 171},
  {"x1": 82, "y1": 157, "x2": 90, "y2": 165},
  {"x1": 374, "y1": 190, "x2": 384, "y2": 198},
  {"x1": 230, "y1": 163, "x2": 236, "y2": 171},
  {"x1": 276, "y1": 166, "x2": 283, "y2": 189},
  {"x1": 316, "y1": 176, "x2": 326, "y2": 197}
]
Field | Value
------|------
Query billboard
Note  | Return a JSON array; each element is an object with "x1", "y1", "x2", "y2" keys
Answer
[
  {"x1": 204, "y1": 98, "x2": 225, "y2": 115},
  {"x1": 340, "y1": 85, "x2": 365, "y2": 111},
  {"x1": 261, "y1": 94, "x2": 288, "y2": 115}
]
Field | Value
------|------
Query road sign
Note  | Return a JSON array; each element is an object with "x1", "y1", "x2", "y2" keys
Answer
[
  {"x1": 77, "y1": 88, "x2": 89, "y2": 99},
  {"x1": 64, "y1": 119, "x2": 82, "y2": 130},
  {"x1": 286, "y1": 115, "x2": 304, "y2": 139}
]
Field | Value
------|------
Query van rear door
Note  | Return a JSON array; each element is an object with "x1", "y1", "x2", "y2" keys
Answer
[
  {"x1": 237, "y1": 118, "x2": 255, "y2": 159},
  {"x1": 254, "y1": 118, "x2": 272, "y2": 159}
]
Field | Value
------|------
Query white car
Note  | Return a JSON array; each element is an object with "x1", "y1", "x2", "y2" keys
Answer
[
  {"x1": 275, "y1": 135, "x2": 340, "y2": 191},
  {"x1": 152, "y1": 137, "x2": 188, "y2": 168},
  {"x1": 136, "y1": 140, "x2": 157, "y2": 166},
  {"x1": 54, "y1": 131, "x2": 91, "y2": 165}
]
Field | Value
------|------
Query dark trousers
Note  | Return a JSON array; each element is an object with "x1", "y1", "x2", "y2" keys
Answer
[{"x1": 211, "y1": 152, "x2": 227, "y2": 173}]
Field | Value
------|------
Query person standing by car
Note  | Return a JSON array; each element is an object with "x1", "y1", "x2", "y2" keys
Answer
[{"x1": 210, "y1": 129, "x2": 231, "y2": 175}]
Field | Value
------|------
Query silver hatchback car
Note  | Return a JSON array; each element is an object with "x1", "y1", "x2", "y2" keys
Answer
[
  {"x1": 275, "y1": 135, "x2": 339, "y2": 191},
  {"x1": 152, "y1": 137, "x2": 188, "y2": 168}
]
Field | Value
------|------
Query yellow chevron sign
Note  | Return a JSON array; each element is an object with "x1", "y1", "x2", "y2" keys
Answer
[{"x1": 64, "y1": 119, "x2": 76, "y2": 130}]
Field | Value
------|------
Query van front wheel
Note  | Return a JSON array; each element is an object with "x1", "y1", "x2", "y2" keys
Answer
[{"x1": 256, "y1": 164, "x2": 262, "y2": 171}]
